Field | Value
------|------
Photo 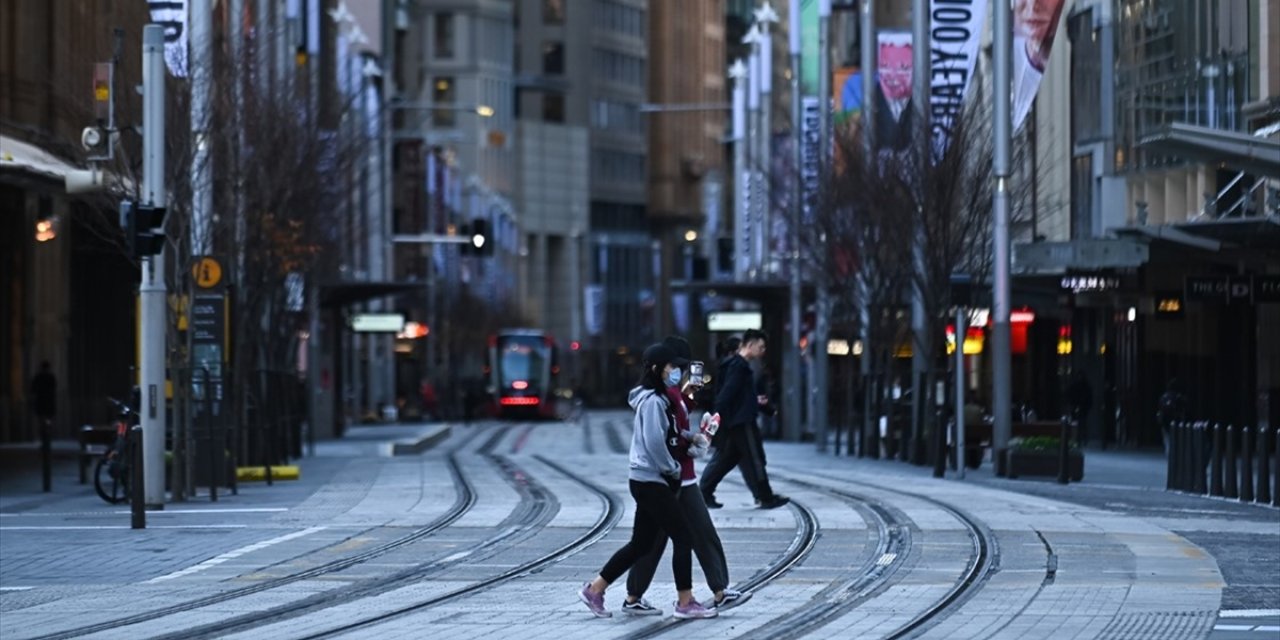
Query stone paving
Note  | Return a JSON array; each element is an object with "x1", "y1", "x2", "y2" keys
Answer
[{"x1": 0, "y1": 413, "x2": 1273, "y2": 639}]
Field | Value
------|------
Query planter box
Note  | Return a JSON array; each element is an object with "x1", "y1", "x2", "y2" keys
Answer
[{"x1": 1003, "y1": 448, "x2": 1084, "y2": 481}]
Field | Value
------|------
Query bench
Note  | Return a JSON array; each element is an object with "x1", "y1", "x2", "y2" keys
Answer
[
  {"x1": 79, "y1": 425, "x2": 119, "y2": 484},
  {"x1": 962, "y1": 421, "x2": 1069, "y2": 469}
]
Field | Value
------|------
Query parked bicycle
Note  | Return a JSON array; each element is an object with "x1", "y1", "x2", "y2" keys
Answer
[{"x1": 94, "y1": 396, "x2": 135, "y2": 504}]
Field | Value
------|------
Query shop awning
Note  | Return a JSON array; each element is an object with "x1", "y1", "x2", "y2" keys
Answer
[
  {"x1": 0, "y1": 135, "x2": 77, "y2": 183},
  {"x1": 1138, "y1": 122, "x2": 1280, "y2": 178}
]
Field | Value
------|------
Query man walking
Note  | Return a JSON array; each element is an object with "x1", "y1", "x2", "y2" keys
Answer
[{"x1": 700, "y1": 330, "x2": 789, "y2": 510}]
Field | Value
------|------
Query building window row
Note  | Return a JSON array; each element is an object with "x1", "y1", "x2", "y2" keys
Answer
[
  {"x1": 593, "y1": 149, "x2": 646, "y2": 184},
  {"x1": 590, "y1": 98, "x2": 642, "y2": 134},
  {"x1": 592, "y1": 48, "x2": 645, "y2": 86},
  {"x1": 594, "y1": 1, "x2": 645, "y2": 38}
]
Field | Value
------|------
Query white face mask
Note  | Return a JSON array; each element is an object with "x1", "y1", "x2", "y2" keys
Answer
[{"x1": 665, "y1": 368, "x2": 683, "y2": 387}]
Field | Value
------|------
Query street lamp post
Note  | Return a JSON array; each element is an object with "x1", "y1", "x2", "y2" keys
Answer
[{"x1": 787, "y1": 0, "x2": 804, "y2": 445}]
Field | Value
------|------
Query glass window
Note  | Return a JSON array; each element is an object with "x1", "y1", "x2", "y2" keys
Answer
[
  {"x1": 434, "y1": 13, "x2": 455, "y2": 59},
  {"x1": 543, "y1": 41, "x2": 565, "y2": 75},
  {"x1": 544, "y1": 0, "x2": 566, "y2": 24},
  {"x1": 543, "y1": 94, "x2": 565, "y2": 123},
  {"x1": 433, "y1": 77, "x2": 456, "y2": 127}
]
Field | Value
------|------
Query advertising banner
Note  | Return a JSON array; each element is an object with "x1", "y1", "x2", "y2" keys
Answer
[{"x1": 1012, "y1": 0, "x2": 1067, "y2": 129}]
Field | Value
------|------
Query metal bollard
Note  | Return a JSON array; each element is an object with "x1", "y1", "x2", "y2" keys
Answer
[
  {"x1": 1057, "y1": 415, "x2": 1070, "y2": 485},
  {"x1": 1224, "y1": 425, "x2": 1239, "y2": 499},
  {"x1": 1258, "y1": 426, "x2": 1271, "y2": 505},
  {"x1": 130, "y1": 426, "x2": 146, "y2": 529},
  {"x1": 1241, "y1": 426, "x2": 1255, "y2": 503},
  {"x1": 1165, "y1": 420, "x2": 1177, "y2": 491},
  {"x1": 1180, "y1": 421, "x2": 1194, "y2": 491},
  {"x1": 1273, "y1": 427, "x2": 1280, "y2": 508},
  {"x1": 1210, "y1": 423, "x2": 1224, "y2": 496},
  {"x1": 1187, "y1": 424, "x2": 1198, "y2": 494}
]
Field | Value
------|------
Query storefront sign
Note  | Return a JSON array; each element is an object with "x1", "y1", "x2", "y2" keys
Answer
[
  {"x1": 1185, "y1": 275, "x2": 1280, "y2": 305},
  {"x1": 1060, "y1": 275, "x2": 1121, "y2": 293},
  {"x1": 1155, "y1": 291, "x2": 1183, "y2": 317}
]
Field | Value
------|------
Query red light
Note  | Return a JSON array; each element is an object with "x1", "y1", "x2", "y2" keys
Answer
[
  {"x1": 551, "y1": 366, "x2": 560, "y2": 375},
  {"x1": 570, "y1": 341, "x2": 580, "y2": 351},
  {"x1": 499, "y1": 397, "x2": 540, "y2": 406},
  {"x1": 511, "y1": 380, "x2": 529, "y2": 390}
]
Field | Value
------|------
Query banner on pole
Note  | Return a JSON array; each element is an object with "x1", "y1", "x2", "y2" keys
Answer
[
  {"x1": 929, "y1": 0, "x2": 988, "y2": 149},
  {"x1": 146, "y1": 0, "x2": 189, "y2": 76},
  {"x1": 1012, "y1": 0, "x2": 1067, "y2": 130}
]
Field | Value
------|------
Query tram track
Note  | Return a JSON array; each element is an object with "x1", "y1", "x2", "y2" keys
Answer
[
  {"x1": 287, "y1": 454, "x2": 624, "y2": 639},
  {"x1": 761, "y1": 473, "x2": 996, "y2": 640},
  {"x1": 25, "y1": 429, "x2": 484, "y2": 640},
  {"x1": 151, "y1": 428, "x2": 561, "y2": 639}
]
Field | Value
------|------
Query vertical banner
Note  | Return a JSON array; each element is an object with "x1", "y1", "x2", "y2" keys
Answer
[
  {"x1": 876, "y1": 31, "x2": 914, "y2": 152},
  {"x1": 1012, "y1": 0, "x2": 1067, "y2": 129},
  {"x1": 800, "y1": 97, "x2": 822, "y2": 222},
  {"x1": 929, "y1": 0, "x2": 988, "y2": 149},
  {"x1": 146, "y1": 0, "x2": 189, "y2": 76}
]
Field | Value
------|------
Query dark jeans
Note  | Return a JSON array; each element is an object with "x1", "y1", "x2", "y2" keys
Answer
[
  {"x1": 700, "y1": 422, "x2": 776, "y2": 502},
  {"x1": 599, "y1": 480, "x2": 694, "y2": 591},
  {"x1": 626, "y1": 484, "x2": 728, "y2": 597}
]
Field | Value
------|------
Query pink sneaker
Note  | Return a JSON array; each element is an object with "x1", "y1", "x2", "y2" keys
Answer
[
  {"x1": 579, "y1": 583, "x2": 612, "y2": 618},
  {"x1": 673, "y1": 599, "x2": 718, "y2": 619}
]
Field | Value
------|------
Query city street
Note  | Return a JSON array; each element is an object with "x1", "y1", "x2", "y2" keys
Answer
[{"x1": 1, "y1": 412, "x2": 1276, "y2": 639}]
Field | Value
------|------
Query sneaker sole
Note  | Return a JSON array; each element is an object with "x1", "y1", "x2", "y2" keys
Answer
[
  {"x1": 673, "y1": 611, "x2": 719, "y2": 619},
  {"x1": 622, "y1": 608, "x2": 662, "y2": 616}
]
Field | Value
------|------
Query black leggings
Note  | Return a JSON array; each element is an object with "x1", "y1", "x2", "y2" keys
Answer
[{"x1": 599, "y1": 480, "x2": 694, "y2": 591}]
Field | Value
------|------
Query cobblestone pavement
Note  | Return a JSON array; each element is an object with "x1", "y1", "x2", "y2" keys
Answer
[{"x1": 0, "y1": 413, "x2": 1273, "y2": 639}]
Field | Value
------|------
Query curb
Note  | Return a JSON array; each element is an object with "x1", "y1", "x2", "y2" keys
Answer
[{"x1": 390, "y1": 424, "x2": 452, "y2": 456}]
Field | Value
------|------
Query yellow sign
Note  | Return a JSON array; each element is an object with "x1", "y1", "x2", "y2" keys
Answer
[{"x1": 193, "y1": 257, "x2": 223, "y2": 289}]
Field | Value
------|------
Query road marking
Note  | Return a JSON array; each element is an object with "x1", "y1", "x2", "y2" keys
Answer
[
  {"x1": 1215, "y1": 625, "x2": 1255, "y2": 631},
  {"x1": 875, "y1": 553, "x2": 897, "y2": 567},
  {"x1": 146, "y1": 526, "x2": 327, "y2": 584},
  {"x1": 442, "y1": 551, "x2": 472, "y2": 562},
  {"x1": 0, "y1": 586, "x2": 34, "y2": 591},
  {"x1": 1256, "y1": 626, "x2": 1280, "y2": 633},
  {"x1": 1221, "y1": 610, "x2": 1280, "y2": 618},
  {"x1": 0, "y1": 525, "x2": 249, "y2": 530}
]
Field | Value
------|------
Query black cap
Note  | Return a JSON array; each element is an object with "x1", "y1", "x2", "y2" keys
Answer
[
  {"x1": 662, "y1": 335, "x2": 693, "y2": 367},
  {"x1": 642, "y1": 343, "x2": 687, "y2": 369}
]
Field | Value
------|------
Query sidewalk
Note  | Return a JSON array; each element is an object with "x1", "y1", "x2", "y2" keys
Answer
[{"x1": 0, "y1": 422, "x2": 451, "y2": 515}]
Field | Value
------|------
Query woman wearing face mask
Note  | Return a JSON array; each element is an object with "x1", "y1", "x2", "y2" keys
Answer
[
  {"x1": 578, "y1": 343, "x2": 717, "y2": 620},
  {"x1": 616, "y1": 336, "x2": 748, "y2": 616}
]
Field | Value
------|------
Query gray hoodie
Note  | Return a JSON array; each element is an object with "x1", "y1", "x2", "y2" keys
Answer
[{"x1": 627, "y1": 386, "x2": 680, "y2": 484}]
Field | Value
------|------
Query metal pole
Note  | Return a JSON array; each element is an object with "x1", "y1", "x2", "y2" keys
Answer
[
  {"x1": 813, "y1": 0, "x2": 831, "y2": 448},
  {"x1": 141, "y1": 25, "x2": 168, "y2": 509},
  {"x1": 130, "y1": 425, "x2": 146, "y2": 529},
  {"x1": 991, "y1": 0, "x2": 1013, "y2": 475},
  {"x1": 191, "y1": 0, "x2": 213, "y2": 256},
  {"x1": 859, "y1": 0, "x2": 876, "y2": 457},
  {"x1": 909, "y1": 0, "x2": 931, "y2": 466},
  {"x1": 759, "y1": 9, "x2": 774, "y2": 276},
  {"x1": 955, "y1": 308, "x2": 966, "y2": 479},
  {"x1": 787, "y1": 0, "x2": 803, "y2": 446},
  {"x1": 731, "y1": 60, "x2": 748, "y2": 282},
  {"x1": 747, "y1": 32, "x2": 762, "y2": 279}
]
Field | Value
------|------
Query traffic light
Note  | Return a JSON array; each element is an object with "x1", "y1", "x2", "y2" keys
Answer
[
  {"x1": 121, "y1": 200, "x2": 166, "y2": 258},
  {"x1": 470, "y1": 219, "x2": 491, "y2": 256}
]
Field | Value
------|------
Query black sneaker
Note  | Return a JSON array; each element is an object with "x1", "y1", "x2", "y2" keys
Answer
[
  {"x1": 707, "y1": 588, "x2": 751, "y2": 610},
  {"x1": 704, "y1": 494, "x2": 724, "y2": 509},
  {"x1": 621, "y1": 597, "x2": 662, "y2": 616},
  {"x1": 758, "y1": 495, "x2": 790, "y2": 509}
]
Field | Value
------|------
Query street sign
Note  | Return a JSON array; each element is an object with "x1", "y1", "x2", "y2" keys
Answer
[
  {"x1": 192, "y1": 256, "x2": 223, "y2": 289},
  {"x1": 708, "y1": 311, "x2": 762, "y2": 332},
  {"x1": 351, "y1": 313, "x2": 406, "y2": 333}
]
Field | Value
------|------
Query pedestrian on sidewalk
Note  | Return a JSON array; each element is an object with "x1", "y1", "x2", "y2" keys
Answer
[
  {"x1": 700, "y1": 330, "x2": 789, "y2": 510},
  {"x1": 1156, "y1": 378, "x2": 1187, "y2": 454},
  {"x1": 618, "y1": 336, "x2": 749, "y2": 616},
  {"x1": 578, "y1": 343, "x2": 717, "y2": 620}
]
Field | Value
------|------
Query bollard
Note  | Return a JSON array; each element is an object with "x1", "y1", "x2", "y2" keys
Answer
[
  {"x1": 204, "y1": 368, "x2": 218, "y2": 502},
  {"x1": 1224, "y1": 425, "x2": 1239, "y2": 499},
  {"x1": 1273, "y1": 426, "x2": 1280, "y2": 508},
  {"x1": 1165, "y1": 420, "x2": 1178, "y2": 491},
  {"x1": 40, "y1": 418, "x2": 52, "y2": 493},
  {"x1": 1240, "y1": 426, "x2": 1255, "y2": 503},
  {"x1": 1210, "y1": 423, "x2": 1224, "y2": 496},
  {"x1": 1259, "y1": 426, "x2": 1272, "y2": 505},
  {"x1": 1177, "y1": 422, "x2": 1187, "y2": 491},
  {"x1": 1192, "y1": 422, "x2": 1207, "y2": 494},
  {"x1": 130, "y1": 426, "x2": 146, "y2": 529},
  {"x1": 1057, "y1": 416, "x2": 1070, "y2": 485}
]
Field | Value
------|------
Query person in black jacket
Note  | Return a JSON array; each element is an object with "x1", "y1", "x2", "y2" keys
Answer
[{"x1": 699, "y1": 330, "x2": 789, "y2": 510}]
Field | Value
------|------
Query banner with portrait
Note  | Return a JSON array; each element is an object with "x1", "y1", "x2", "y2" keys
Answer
[{"x1": 1012, "y1": 0, "x2": 1067, "y2": 130}]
